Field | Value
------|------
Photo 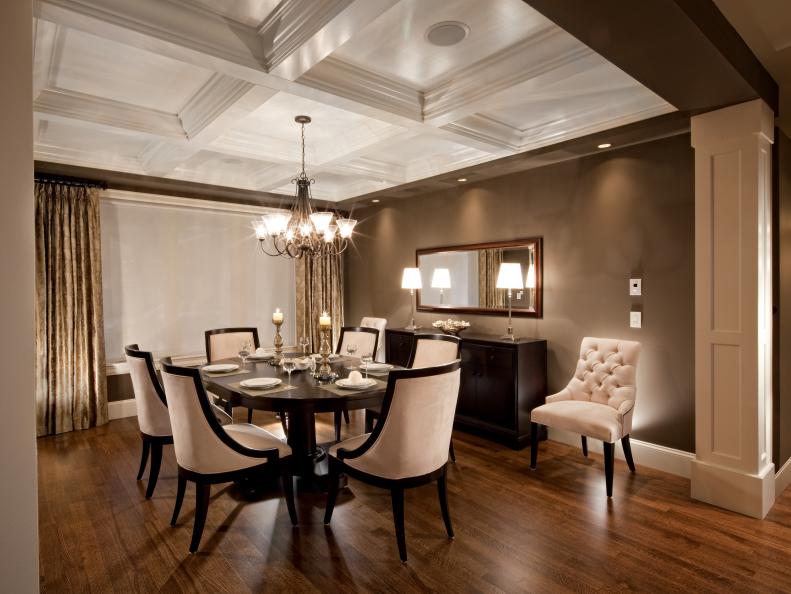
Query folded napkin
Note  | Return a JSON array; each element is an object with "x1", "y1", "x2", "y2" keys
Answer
[
  {"x1": 254, "y1": 347, "x2": 267, "y2": 357},
  {"x1": 294, "y1": 357, "x2": 312, "y2": 370}
]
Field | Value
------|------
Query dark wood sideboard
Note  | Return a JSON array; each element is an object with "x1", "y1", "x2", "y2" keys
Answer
[{"x1": 385, "y1": 329, "x2": 547, "y2": 449}]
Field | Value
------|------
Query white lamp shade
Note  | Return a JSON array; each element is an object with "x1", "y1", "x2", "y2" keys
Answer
[
  {"x1": 262, "y1": 212, "x2": 290, "y2": 235},
  {"x1": 309, "y1": 211, "x2": 334, "y2": 233},
  {"x1": 525, "y1": 263, "x2": 536, "y2": 289},
  {"x1": 401, "y1": 267, "x2": 422, "y2": 290},
  {"x1": 431, "y1": 268, "x2": 451, "y2": 289},
  {"x1": 496, "y1": 262, "x2": 524, "y2": 289},
  {"x1": 336, "y1": 218, "x2": 357, "y2": 238}
]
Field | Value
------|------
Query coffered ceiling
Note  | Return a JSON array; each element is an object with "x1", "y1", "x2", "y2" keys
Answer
[{"x1": 33, "y1": 0, "x2": 675, "y2": 202}]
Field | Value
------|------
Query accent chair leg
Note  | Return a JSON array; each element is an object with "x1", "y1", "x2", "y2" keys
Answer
[
  {"x1": 343, "y1": 410, "x2": 350, "y2": 424},
  {"x1": 323, "y1": 460, "x2": 341, "y2": 525},
  {"x1": 247, "y1": 408, "x2": 254, "y2": 423},
  {"x1": 603, "y1": 441, "x2": 615, "y2": 497},
  {"x1": 137, "y1": 439, "x2": 150, "y2": 480},
  {"x1": 334, "y1": 412, "x2": 342, "y2": 442},
  {"x1": 530, "y1": 422, "x2": 540, "y2": 469},
  {"x1": 281, "y1": 466, "x2": 298, "y2": 526},
  {"x1": 437, "y1": 467, "x2": 454, "y2": 539},
  {"x1": 449, "y1": 440, "x2": 456, "y2": 463},
  {"x1": 581, "y1": 436, "x2": 588, "y2": 457},
  {"x1": 145, "y1": 441, "x2": 163, "y2": 499},
  {"x1": 621, "y1": 435, "x2": 636, "y2": 473},
  {"x1": 391, "y1": 488, "x2": 407, "y2": 563},
  {"x1": 189, "y1": 483, "x2": 211, "y2": 554},
  {"x1": 171, "y1": 476, "x2": 186, "y2": 526}
]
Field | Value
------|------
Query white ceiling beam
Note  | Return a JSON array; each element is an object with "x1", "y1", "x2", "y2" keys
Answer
[
  {"x1": 33, "y1": 19, "x2": 61, "y2": 99},
  {"x1": 138, "y1": 140, "x2": 200, "y2": 177},
  {"x1": 34, "y1": 87, "x2": 186, "y2": 138}
]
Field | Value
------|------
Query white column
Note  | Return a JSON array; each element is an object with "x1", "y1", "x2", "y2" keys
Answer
[{"x1": 691, "y1": 99, "x2": 775, "y2": 518}]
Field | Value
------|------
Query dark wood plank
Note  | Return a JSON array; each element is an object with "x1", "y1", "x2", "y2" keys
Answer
[{"x1": 38, "y1": 411, "x2": 791, "y2": 593}]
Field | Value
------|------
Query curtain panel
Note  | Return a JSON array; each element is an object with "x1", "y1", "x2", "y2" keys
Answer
[
  {"x1": 478, "y1": 248, "x2": 506, "y2": 308},
  {"x1": 35, "y1": 182, "x2": 108, "y2": 436},
  {"x1": 295, "y1": 254, "x2": 343, "y2": 353}
]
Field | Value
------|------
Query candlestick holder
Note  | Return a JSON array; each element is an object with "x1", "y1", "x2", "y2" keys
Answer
[
  {"x1": 315, "y1": 326, "x2": 335, "y2": 381},
  {"x1": 272, "y1": 319, "x2": 284, "y2": 365}
]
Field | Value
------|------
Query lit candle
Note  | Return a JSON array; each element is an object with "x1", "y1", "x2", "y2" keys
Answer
[
  {"x1": 319, "y1": 311, "x2": 331, "y2": 329},
  {"x1": 272, "y1": 308, "x2": 284, "y2": 323}
]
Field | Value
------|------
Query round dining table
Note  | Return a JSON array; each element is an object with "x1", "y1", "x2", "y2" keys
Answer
[{"x1": 203, "y1": 355, "x2": 386, "y2": 490}]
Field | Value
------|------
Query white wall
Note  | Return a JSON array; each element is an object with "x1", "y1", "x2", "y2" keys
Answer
[
  {"x1": 0, "y1": 0, "x2": 39, "y2": 591},
  {"x1": 101, "y1": 195, "x2": 297, "y2": 361}
]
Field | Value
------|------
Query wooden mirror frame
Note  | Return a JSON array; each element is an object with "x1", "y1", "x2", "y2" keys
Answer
[{"x1": 416, "y1": 237, "x2": 543, "y2": 318}]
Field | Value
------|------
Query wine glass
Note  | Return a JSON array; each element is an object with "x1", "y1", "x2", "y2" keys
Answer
[
  {"x1": 299, "y1": 335, "x2": 310, "y2": 355},
  {"x1": 282, "y1": 358, "x2": 296, "y2": 387},
  {"x1": 346, "y1": 343, "x2": 357, "y2": 369},
  {"x1": 361, "y1": 353, "x2": 373, "y2": 379},
  {"x1": 239, "y1": 340, "x2": 252, "y2": 367}
]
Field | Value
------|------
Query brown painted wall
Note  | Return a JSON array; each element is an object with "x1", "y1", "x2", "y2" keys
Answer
[
  {"x1": 345, "y1": 134, "x2": 695, "y2": 452},
  {"x1": 775, "y1": 130, "x2": 791, "y2": 468}
]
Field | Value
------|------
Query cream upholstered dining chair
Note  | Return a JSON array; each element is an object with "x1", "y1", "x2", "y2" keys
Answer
[
  {"x1": 360, "y1": 316, "x2": 387, "y2": 362},
  {"x1": 161, "y1": 358, "x2": 297, "y2": 553},
  {"x1": 530, "y1": 337, "x2": 641, "y2": 497},
  {"x1": 333, "y1": 326, "x2": 380, "y2": 440},
  {"x1": 324, "y1": 360, "x2": 461, "y2": 563},
  {"x1": 364, "y1": 334, "x2": 461, "y2": 461},
  {"x1": 205, "y1": 327, "x2": 259, "y2": 423}
]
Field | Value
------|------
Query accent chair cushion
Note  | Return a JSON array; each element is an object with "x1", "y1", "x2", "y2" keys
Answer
[
  {"x1": 531, "y1": 400, "x2": 629, "y2": 443},
  {"x1": 224, "y1": 424, "x2": 292, "y2": 457}
]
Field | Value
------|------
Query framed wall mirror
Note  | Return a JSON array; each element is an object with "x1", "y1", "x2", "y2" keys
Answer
[{"x1": 416, "y1": 238, "x2": 542, "y2": 318}]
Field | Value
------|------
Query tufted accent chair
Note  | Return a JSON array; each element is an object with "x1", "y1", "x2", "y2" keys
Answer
[
  {"x1": 530, "y1": 337, "x2": 641, "y2": 497},
  {"x1": 360, "y1": 317, "x2": 388, "y2": 362}
]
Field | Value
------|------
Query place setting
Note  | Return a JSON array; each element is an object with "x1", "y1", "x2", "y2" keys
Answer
[{"x1": 200, "y1": 362, "x2": 252, "y2": 378}]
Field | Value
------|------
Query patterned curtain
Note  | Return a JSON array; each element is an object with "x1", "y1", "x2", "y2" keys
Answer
[
  {"x1": 478, "y1": 248, "x2": 506, "y2": 308},
  {"x1": 295, "y1": 254, "x2": 343, "y2": 353},
  {"x1": 35, "y1": 182, "x2": 108, "y2": 436}
]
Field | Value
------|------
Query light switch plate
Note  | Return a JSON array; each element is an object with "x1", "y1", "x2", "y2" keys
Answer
[
  {"x1": 629, "y1": 278, "x2": 642, "y2": 296},
  {"x1": 630, "y1": 311, "x2": 642, "y2": 328}
]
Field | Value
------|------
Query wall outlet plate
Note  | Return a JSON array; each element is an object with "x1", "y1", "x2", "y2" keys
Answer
[
  {"x1": 630, "y1": 311, "x2": 642, "y2": 328},
  {"x1": 629, "y1": 278, "x2": 642, "y2": 296}
]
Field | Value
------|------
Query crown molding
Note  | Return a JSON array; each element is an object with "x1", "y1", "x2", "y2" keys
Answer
[
  {"x1": 442, "y1": 115, "x2": 523, "y2": 152},
  {"x1": 35, "y1": 87, "x2": 186, "y2": 139},
  {"x1": 35, "y1": 143, "x2": 147, "y2": 175},
  {"x1": 101, "y1": 188, "x2": 286, "y2": 216},
  {"x1": 33, "y1": 19, "x2": 61, "y2": 99},
  {"x1": 423, "y1": 28, "x2": 593, "y2": 126},
  {"x1": 299, "y1": 57, "x2": 423, "y2": 122},
  {"x1": 179, "y1": 73, "x2": 255, "y2": 140}
]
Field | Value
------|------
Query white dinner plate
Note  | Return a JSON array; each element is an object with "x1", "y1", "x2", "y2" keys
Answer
[
  {"x1": 360, "y1": 362, "x2": 393, "y2": 372},
  {"x1": 203, "y1": 363, "x2": 239, "y2": 373},
  {"x1": 335, "y1": 378, "x2": 377, "y2": 390},
  {"x1": 240, "y1": 377, "x2": 282, "y2": 389},
  {"x1": 246, "y1": 354, "x2": 269, "y2": 361}
]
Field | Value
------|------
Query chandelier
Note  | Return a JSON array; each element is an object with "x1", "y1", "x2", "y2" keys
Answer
[{"x1": 252, "y1": 115, "x2": 356, "y2": 259}]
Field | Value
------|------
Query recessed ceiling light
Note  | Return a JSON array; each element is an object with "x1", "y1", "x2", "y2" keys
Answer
[
  {"x1": 426, "y1": 21, "x2": 470, "y2": 47},
  {"x1": 597, "y1": 143, "x2": 612, "y2": 149},
  {"x1": 457, "y1": 178, "x2": 467, "y2": 182},
  {"x1": 372, "y1": 199, "x2": 380, "y2": 203}
]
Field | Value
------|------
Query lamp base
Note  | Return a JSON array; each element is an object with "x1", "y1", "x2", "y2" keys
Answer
[
  {"x1": 405, "y1": 323, "x2": 422, "y2": 331},
  {"x1": 501, "y1": 326, "x2": 516, "y2": 341}
]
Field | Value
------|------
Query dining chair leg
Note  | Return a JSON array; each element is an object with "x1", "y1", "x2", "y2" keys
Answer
[
  {"x1": 581, "y1": 436, "x2": 588, "y2": 457},
  {"x1": 530, "y1": 422, "x2": 540, "y2": 469},
  {"x1": 449, "y1": 440, "x2": 456, "y2": 463},
  {"x1": 334, "y1": 412, "x2": 342, "y2": 442},
  {"x1": 145, "y1": 441, "x2": 163, "y2": 499},
  {"x1": 136, "y1": 439, "x2": 150, "y2": 480},
  {"x1": 622, "y1": 435, "x2": 636, "y2": 473},
  {"x1": 437, "y1": 468, "x2": 454, "y2": 539},
  {"x1": 391, "y1": 488, "x2": 407, "y2": 563},
  {"x1": 342, "y1": 410, "x2": 350, "y2": 424},
  {"x1": 603, "y1": 441, "x2": 615, "y2": 497},
  {"x1": 281, "y1": 467, "x2": 298, "y2": 526},
  {"x1": 364, "y1": 410, "x2": 376, "y2": 433},
  {"x1": 171, "y1": 476, "x2": 186, "y2": 526},
  {"x1": 247, "y1": 408, "x2": 254, "y2": 423},
  {"x1": 280, "y1": 413, "x2": 288, "y2": 437},
  {"x1": 189, "y1": 483, "x2": 211, "y2": 554},
  {"x1": 323, "y1": 460, "x2": 341, "y2": 525}
]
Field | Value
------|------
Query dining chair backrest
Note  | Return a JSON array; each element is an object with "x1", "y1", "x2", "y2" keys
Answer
[
  {"x1": 360, "y1": 317, "x2": 387, "y2": 362},
  {"x1": 336, "y1": 326, "x2": 379, "y2": 360},
  {"x1": 124, "y1": 344, "x2": 171, "y2": 437},
  {"x1": 409, "y1": 334, "x2": 461, "y2": 368},
  {"x1": 160, "y1": 358, "x2": 275, "y2": 474},
  {"x1": 205, "y1": 328, "x2": 260, "y2": 363},
  {"x1": 339, "y1": 361, "x2": 461, "y2": 480}
]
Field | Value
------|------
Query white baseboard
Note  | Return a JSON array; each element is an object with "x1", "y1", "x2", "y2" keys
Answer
[
  {"x1": 108, "y1": 398, "x2": 136, "y2": 420},
  {"x1": 775, "y1": 457, "x2": 791, "y2": 497},
  {"x1": 547, "y1": 428, "x2": 695, "y2": 478}
]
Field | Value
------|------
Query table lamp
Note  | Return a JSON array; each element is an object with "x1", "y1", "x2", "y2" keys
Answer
[
  {"x1": 496, "y1": 262, "x2": 523, "y2": 340},
  {"x1": 431, "y1": 268, "x2": 451, "y2": 305},
  {"x1": 402, "y1": 267, "x2": 422, "y2": 330},
  {"x1": 525, "y1": 262, "x2": 536, "y2": 310}
]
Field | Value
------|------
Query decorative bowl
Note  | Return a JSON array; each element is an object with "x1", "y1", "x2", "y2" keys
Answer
[{"x1": 432, "y1": 319, "x2": 470, "y2": 336}]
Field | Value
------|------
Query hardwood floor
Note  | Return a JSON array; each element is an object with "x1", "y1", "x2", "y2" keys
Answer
[{"x1": 38, "y1": 412, "x2": 791, "y2": 593}]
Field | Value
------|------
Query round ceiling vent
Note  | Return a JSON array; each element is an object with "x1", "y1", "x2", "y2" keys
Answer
[{"x1": 425, "y1": 21, "x2": 470, "y2": 47}]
